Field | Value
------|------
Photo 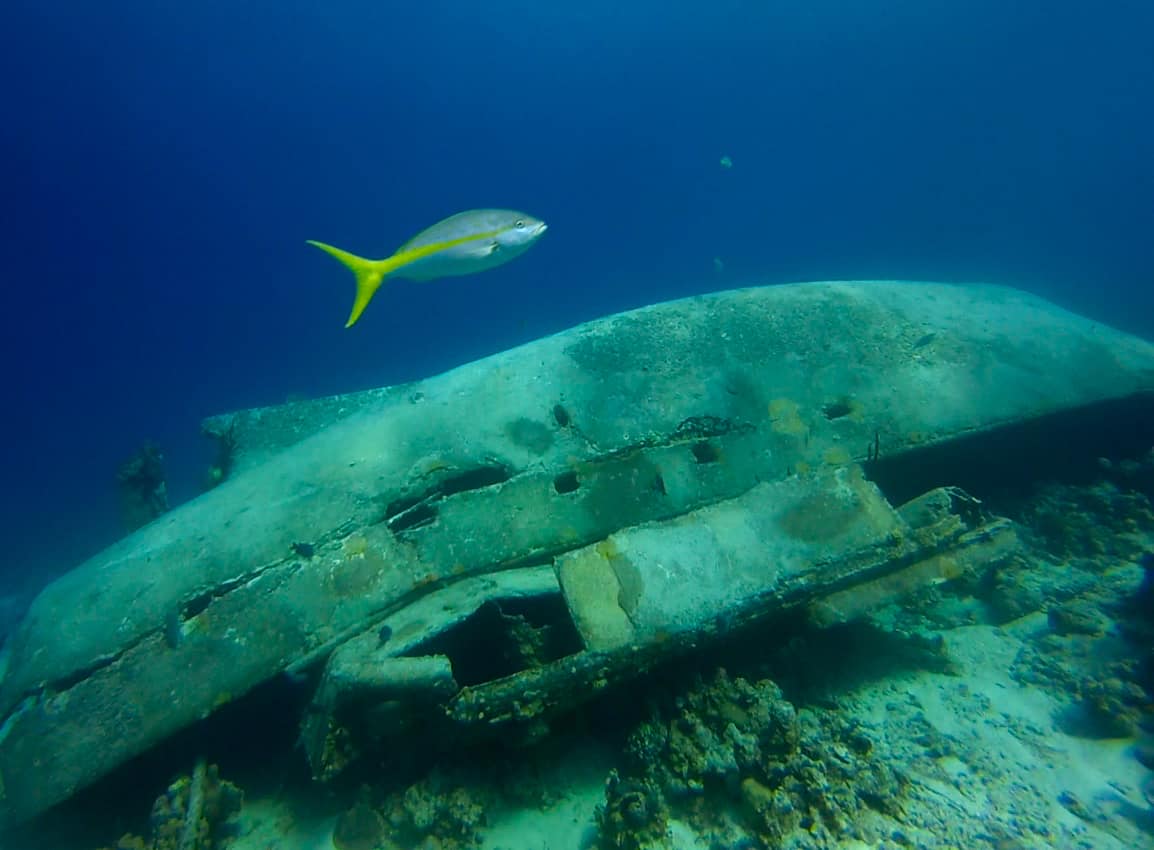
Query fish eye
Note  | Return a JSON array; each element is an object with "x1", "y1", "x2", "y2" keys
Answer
[{"x1": 515, "y1": 219, "x2": 525, "y2": 228}]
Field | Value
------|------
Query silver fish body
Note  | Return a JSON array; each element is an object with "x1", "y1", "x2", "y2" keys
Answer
[{"x1": 308, "y1": 208, "x2": 547, "y2": 327}]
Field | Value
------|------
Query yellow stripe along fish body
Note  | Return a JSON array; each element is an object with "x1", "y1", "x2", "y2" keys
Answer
[{"x1": 307, "y1": 208, "x2": 548, "y2": 327}]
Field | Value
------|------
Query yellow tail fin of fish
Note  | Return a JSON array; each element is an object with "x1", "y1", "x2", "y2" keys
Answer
[{"x1": 306, "y1": 240, "x2": 405, "y2": 328}]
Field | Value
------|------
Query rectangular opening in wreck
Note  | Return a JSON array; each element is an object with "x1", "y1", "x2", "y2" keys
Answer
[
  {"x1": 401, "y1": 593, "x2": 584, "y2": 688},
  {"x1": 863, "y1": 391, "x2": 1154, "y2": 508}
]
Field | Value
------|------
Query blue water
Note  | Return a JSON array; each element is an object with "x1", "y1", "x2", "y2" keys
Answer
[{"x1": 1, "y1": 0, "x2": 1152, "y2": 597}]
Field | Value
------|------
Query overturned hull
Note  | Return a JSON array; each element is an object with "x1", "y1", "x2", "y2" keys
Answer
[{"x1": 2, "y1": 281, "x2": 1153, "y2": 829}]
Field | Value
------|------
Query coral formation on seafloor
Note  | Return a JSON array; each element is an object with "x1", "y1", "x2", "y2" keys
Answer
[
  {"x1": 97, "y1": 760, "x2": 242, "y2": 850},
  {"x1": 333, "y1": 769, "x2": 488, "y2": 850},
  {"x1": 598, "y1": 771, "x2": 668, "y2": 849},
  {"x1": 331, "y1": 797, "x2": 386, "y2": 850},
  {"x1": 598, "y1": 668, "x2": 906, "y2": 849}
]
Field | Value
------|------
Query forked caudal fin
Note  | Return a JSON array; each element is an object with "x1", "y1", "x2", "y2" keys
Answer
[{"x1": 306, "y1": 240, "x2": 396, "y2": 328}]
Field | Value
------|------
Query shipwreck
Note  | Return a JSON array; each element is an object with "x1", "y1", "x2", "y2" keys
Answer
[{"x1": 1, "y1": 280, "x2": 1152, "y2": 832}]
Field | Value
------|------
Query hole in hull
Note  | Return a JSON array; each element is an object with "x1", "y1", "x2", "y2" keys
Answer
[{"x1": 553, "y1": 471, "x2": 580, "y2": 494}]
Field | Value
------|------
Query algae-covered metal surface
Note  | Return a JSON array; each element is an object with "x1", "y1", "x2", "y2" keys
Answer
[{"x1": 2, "y1": 280, "x2": 1153, "y2": 830}]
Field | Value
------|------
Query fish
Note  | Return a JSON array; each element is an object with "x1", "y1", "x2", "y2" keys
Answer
[{"x1": 307, "y1": 209, "x2": 548, "y2": 327}]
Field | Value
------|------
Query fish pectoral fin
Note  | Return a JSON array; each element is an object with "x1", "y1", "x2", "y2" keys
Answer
[{"x1": 459, "y1": 240, "x2": 499, "y2": 258}]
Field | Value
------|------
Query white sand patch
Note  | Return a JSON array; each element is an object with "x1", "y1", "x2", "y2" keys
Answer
[
  {"x1": 842, "y1": 618, "x2": 1150, "y2": 849},
  {"x1": 481, "y1": 740, "x2": 612, "y2": 850}
]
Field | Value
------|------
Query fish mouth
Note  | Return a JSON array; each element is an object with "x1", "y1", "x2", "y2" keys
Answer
[{"x1": 534, "y1": 222, "x2": 548, "y2": 236}]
